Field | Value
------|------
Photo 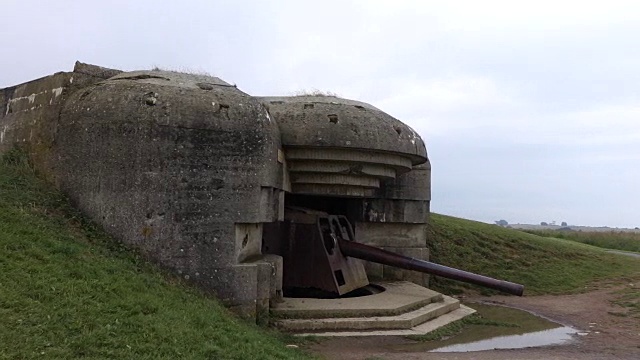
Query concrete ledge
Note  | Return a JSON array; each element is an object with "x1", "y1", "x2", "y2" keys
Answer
[
  {"x1": 275, "y1": 296, "x2": 459, "y2": 332},
  {"x1": 295, "y1": 304, "x2": 475, "y2": 337},
  {"x1": 271, "y1": 281, "x2": 442, "y2": 319}
]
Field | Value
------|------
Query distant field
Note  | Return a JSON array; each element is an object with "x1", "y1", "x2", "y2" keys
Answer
[
  {"x1": 520, "y1": 229, "x2": 640, "y2": 253},
  {"x1": 510, "y1": 223, "x2": 640, "y2": 233}
]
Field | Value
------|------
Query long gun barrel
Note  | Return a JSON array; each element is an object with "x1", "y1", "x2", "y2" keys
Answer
[{"x1": 338, "y1": 238, "x2": 524, "y2": 296}]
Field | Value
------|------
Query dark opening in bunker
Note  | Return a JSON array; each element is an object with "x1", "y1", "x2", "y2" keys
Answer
[
  {"x1": 284, "y1": 194, "x2": 362, "y2": 223},
  {"x1": 262, "y1": 193, "x2": 379, "y2": 299},
  {"x1": 284, "y1": 283, "x2": 385, "y2": 299}
]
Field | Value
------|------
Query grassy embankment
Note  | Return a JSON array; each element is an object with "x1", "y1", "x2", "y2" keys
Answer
[
  {"x1": 426, "y1": 214, "x2": 640, "y2": 296},
  {"x1": 520, "y1": 228, "x2": 640, "y2": 253},
  {"x1": 415, "y1": 214, "x2": 640, "y2": 341},
  {"x1": 0, "y1": 150, "x2": 311, "y2": 359}
]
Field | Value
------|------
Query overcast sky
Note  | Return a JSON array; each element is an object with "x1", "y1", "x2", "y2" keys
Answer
[{"x1": 2, "y1": 1, "x2": 639, "y2": 228}]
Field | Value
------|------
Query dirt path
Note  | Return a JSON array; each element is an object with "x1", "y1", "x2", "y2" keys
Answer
[
  {"x1": 606, "y1": 250, "x2": 640, "y2": 259},
  {"x1": 306, "y1": 281, "x2": 640, "y2": 360}
]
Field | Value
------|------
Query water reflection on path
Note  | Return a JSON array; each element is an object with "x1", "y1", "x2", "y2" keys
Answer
[
  {"x1": 430, "y1": 325, "x2": 576, "y2": 352},
  {"x1": 392, "y1": 303, "x2": 579, "y2": 353}
]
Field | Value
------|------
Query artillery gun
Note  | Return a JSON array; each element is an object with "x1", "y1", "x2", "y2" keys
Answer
[{"x1": 263, "y1": 207, "x2": 524, "y2": 298}]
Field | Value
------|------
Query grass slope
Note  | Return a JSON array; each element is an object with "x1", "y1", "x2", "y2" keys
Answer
[
  {"x1": 0, "y1": 150, "x2": 310, "y2": 359},
  {"x1": 427, "y1": 214, "x2": 640, "y2": 295}
]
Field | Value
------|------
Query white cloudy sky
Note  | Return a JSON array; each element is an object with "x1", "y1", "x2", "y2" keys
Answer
[{"x1": 2, "y1": 0, "x2": 639, "y2": 228}]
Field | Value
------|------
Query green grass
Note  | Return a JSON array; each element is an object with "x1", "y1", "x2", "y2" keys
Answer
[
  {"x1": 0, "y1": 149, "x2": 311, "y2": 359},
  {"x1": 149, "y1": 66, "x2": 214, "y2": 77},
  {"x1": 520, "y1": 229, "x2": 640, "y2": 253},
  {"x1": 426, "y1": 214, "x2": 640, "y2": 295},
  {"x1": 290, "y1": 89, "x2": 340, "y2": 97}
]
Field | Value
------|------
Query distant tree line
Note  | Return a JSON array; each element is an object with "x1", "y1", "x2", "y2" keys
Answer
[{"x1": 540, "y1": 221, "x2": 568, "y2": 226}]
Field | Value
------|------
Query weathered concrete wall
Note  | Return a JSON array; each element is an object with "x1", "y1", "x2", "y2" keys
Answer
[
  {"x1": 53, "y1": 70, "x2": 285, "y2": 319},
  {"x1": 0, "y1": 62, "x2": 119, "y2": 177},
  {"x1": 261, "y1": 96, "x2": 427, "y2": 197},
  {"x1": 1, "y1": 64, "x2": 287, "y2": 321},
  {"x1": 354, "y1": 162, "x2": 431, "y2": 287},
  {"x1": 263, "y1": 96, "x2": 426, "y2": 160}
]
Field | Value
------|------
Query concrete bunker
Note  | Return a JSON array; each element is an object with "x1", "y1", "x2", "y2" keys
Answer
[
  {"x1": 259, "y1": 96, "x2": 433, "y2": 300},
  {"x1": 1, "y1": 62, "x2": 522, "y2": 333}
]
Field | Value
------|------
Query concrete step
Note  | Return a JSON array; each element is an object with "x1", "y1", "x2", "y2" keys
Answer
[
  {"x1": 271, "y1": 281, "x2": 442, "y2": 319},
  {"x1": 295, "y1": 305, "x2": 476, "y2": 337},
  {"x1": 274, "y1": 295, "x2": 461, "y2": 332}
]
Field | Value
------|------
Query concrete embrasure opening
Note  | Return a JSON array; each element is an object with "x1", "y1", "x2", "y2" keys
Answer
[{"x1": 284, "y1": 193, "x2": 361, "y2": 223}]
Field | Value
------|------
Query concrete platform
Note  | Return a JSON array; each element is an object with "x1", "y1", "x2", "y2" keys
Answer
[
  {"x1": 296, "y1": 305, "x2": 476, "y2": 337},
  {"x1": 271, "y1": 281, "x2": 475, "y2": 336},
  {"x1": 272, "y1": 281, "x2": 442, "y2": 319}
]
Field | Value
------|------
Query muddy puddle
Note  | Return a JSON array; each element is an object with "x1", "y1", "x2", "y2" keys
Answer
[{"x1": 393, "y1": 303, "x2": 579, "y2": 353}]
